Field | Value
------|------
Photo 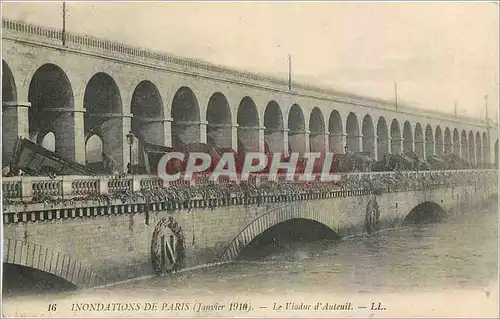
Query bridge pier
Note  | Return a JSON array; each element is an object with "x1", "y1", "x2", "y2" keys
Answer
[
  {"x1": 100, "y1": 115, "x2": 132, "y2": 172},
  {"x1": 425, "y1": 140, "x2": 435, "y2": 159},
  {"x1": 377, "y1": 136, "x2": 390, "y2": 160},
  {"x1": 2, "y1": 101, "x2": 30, "y2": 166},
  {"x1": 362, "y1": 134, "x2": 377, "y2": 159},
  {"x1": 329, "y1": 133, "x2": 346, "y2": 154},
  {"x1": 53, "y1": 109, "x2": 86, "y2": 164},
  {"x1": 414, "y1": 139, "x2": 425, "y2": 158},
  {"x1": 391, "y1": 137, "x2": 403, "y2": 154},
  {"x1": 309, "y1": 131, "x2": 327, "y2": 153}
]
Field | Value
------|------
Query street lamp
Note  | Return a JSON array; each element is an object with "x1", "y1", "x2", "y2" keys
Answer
[{"x1": 126, "y1": 131, "x2": 135, "y2": 174}]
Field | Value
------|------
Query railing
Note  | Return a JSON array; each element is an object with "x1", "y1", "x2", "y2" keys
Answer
[
  {"x1": 1, "y1": 169, "x2": 496, "y2": 203},
  {"x1": 2, "y1": 19, "x2": 495, "y2": 128}
]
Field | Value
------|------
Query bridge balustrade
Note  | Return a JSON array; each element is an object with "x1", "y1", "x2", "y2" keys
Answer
[{"x1": 1, "y1": 170, "x2": 496, "y2": 205}]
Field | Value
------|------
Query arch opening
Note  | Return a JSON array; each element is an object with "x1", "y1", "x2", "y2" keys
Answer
[
  {"x1": 28, "y1": 63, "x2": 74, "y2": 142},
  {"x1": 361, "y1": 115, "x2": 375, "y2": 158},
  {"x1": 237, "y1": 218, "x2": 340, "y2": 260},
  {"x1": 85, "y1": 134, "x2": 104, "y2": 172},
  {"x1": 414, "y1": 123, "x2": 424, "y2": 158},
  {"x1": 425, "y1": 125, "x2": 434, "y2": 159},
  {"x1": 435, "y1": 126, "x2": 443, "y2": 156},
  {"x1": 3, "y1": 263, "x2": 77, "y2": 297},
  {"x1": 468, "y1": 131, "x2": 475, "y2": 165},
  {"x1": 84, "y1": 72, "x2": 124, "y2": 170},
  {"x1": 287, "y1": 104, "x2": 306, "y2": 154},
  {"x1": 376, "y1": 117, "x2": 389, "y2": 160},
  {"x1": 2, "y1": 60, "x2": 17, "y2": 102},
  {"x1": 206, "y1": 92, "x2": 233, "y2": 149},
  {"x1": 40, "y1": 132, "x2": 56, "y2": 152},
  {"x1": 171, "y1": 86, "x2": 200, "y2": 147},
  {"x1": 328, "y1": 110, "x2": 343, "y2": 153},
  {"x1": 453, "y1": 129, "x2": 460, "y2": 156},
  {"x1": 264, "y1": 101, "x2": 284, "y2": 153},
  {"x1": 403, "y1": 121, "x2": 413, "y2": 153},
  {"x1": 131, "y1": 80, "x2": 164, "y2": 170},
  {"x1": 404, "y1": 202, "x2": 447, "y2": 224},
  {"x1": 237, "y1": 96, "x2": 259, "y2": 153},
  {"x1": 309, "y1": 107, "x2": 325, "y2": 153},
  {"x1": 461, "y1": 130, "x2": 468, "y2": 160},
  {"x1": 444, "y1": 128, "x2": 452, "y2": 154},
  {"x1": 390, "y1": 119, "x2": 402, "y2": 154},
  {"x1": 346, "y1": 112, "x2": 360, "y2": 152},
  {"x1": 475, "y1": 132, "x2": 482, "y2": 166}
]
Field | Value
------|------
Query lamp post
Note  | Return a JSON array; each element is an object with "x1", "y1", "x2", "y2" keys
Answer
[{"x1": 126, "y1": 131, "x2": 135, "y2": 174}]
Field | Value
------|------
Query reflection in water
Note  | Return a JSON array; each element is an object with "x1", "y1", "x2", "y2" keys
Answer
[{"x1": 3, "y1": 199, "x2": 498, "y2": 299}]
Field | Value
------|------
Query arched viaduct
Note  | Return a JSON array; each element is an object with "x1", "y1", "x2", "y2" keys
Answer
[{"x1": 2, "y1": 19, "x2": 498, "y2": 171}]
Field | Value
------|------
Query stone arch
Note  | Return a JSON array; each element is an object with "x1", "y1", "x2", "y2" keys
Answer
[
  {"x1": 361, "y1": 114, "x2": 375, "y2": 158},
  {"x1": 2, "y1": 60, "x2": 17, "y2": 102},
  {"x1": 309, "y1": 107, "x2": 326, "y2": 153},
  {"x1": 390, "y1": 119, "x2": 402, "y2": 154},
  {"x1": 403, "y1": 121, "x2": 413, "y2": 153},
  {"x1": 86, "y1": 134, "x2": 103, "y2": 165},
  {"x1": 376, "y1": 116, "x2": 389, "y2": 160},
  {"x1": 206, "y1": 92, "x2": 233, "y2": 149},
  {"x1": 461, "y1": 130, "x2": 468, "y2": 160},
  {"x1": 475, "y1": 132, "x2": 482, "y2": 165},
  {"x1": 287, "y1": 104, "x2": 306, "y2": 154},
  {"x1": 264, "y1": 100, "x2": 284, "y2": 153},
  {"x1": 131, "y1": 80, "x2": 165, "y2": 167},
  {"x1": 328, "y1": 110, "x2": 343, "y2": 153},
  {"x1": 414, "y1": 123, "x2": 424, "y2": 158},
  {"x1": 28, "y1": 63, "x2": 75, "y2": 142},
  {"x1": 425, "y1": 124, "x2": 434, "y2": 158},
  {"x1": 453, "y1": 128, "x2": 460, "y2": 156},
  {"x1": 84, "y1": 72, "x2": 124, "y2": 169},
  {"x1": 219, "y1": 205, "x2": 339, "y2": 262},
  {"x1": 237, "y1": 96, "x2": 260, "y2": 153},
  {"x1": 40, "y1": 131, "x2": 56, "y2": 152},
  {"x1": 435, "y1": 126, "x2": 443, "y2": 156},
  {"x1": 444, "y1": 127, "x2": 452, "y2": 154},
  {"x1": 346, "y1": 112, "x2": 360, "y2": 152},
  {"x1": 84, "y1": 72, "x2": 122, "y2": 114},
  {"x1": 171, "y1": 86, "x2": 201, "y2": 146},
  {"x1": 468, "y1": 131, "x2": 475, "y2": 165},
  {"x1": 404, "y1": 202, "x2": 447, "y2": 224},
  {"x1": 3, "y1": 238, "x2": 102, "y2": 288}
]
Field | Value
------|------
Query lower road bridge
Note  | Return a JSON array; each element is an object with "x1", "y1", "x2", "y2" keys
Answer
[{"x1": 2, "y1": 170, "x2": 498, "y2": 288}]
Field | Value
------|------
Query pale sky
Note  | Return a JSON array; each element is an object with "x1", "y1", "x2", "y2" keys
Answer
[{"x1": 2, "y1": 1, "x2": 499, "y2": 121}]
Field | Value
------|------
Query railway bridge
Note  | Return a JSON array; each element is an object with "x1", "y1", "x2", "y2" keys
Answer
[
  {"x1": 2, "y1": 170, "x2": 498, "y2": 288},
  {"x1": 2, "y1": 19, "x2": 499, "y2": 290},
  {"x1": 2, "y1": 19, "x2": 499, "y2": 172}
]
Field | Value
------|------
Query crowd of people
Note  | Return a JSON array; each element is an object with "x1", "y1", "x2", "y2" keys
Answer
[
  {"x1": 5, "y1": 168, "x2": 496, "y2": 207},
  {"x1": 71, "y1": 170, "x2": 497, "y2": 207}
]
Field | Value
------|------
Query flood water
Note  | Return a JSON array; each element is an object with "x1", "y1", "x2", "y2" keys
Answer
[
  {"x1": 106, "y1": 198, "x2": 498, "y2": 296},
  {"x1": 3, "y1": 198, "x2": 499, "y2": 317}
]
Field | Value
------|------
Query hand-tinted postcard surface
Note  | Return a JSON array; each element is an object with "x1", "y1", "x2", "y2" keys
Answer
[{"x1": 1, "y1": 1, "x2": 498, "y2": 318}]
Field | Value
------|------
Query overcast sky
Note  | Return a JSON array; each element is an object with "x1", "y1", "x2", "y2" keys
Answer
[{"x1": 2, "y1": 1, "x2": 498, "y2": 120}]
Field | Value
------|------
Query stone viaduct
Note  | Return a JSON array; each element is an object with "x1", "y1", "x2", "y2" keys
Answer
[
  {"x1": 2, "y1": 171, "x2": 498, "y2": 288},
  {"x1": 2, "y1": 20, "x2": 499, "y2": 290},
  {"x1": 2, "y1": 19, "x2": 499, "y2": 171}
]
